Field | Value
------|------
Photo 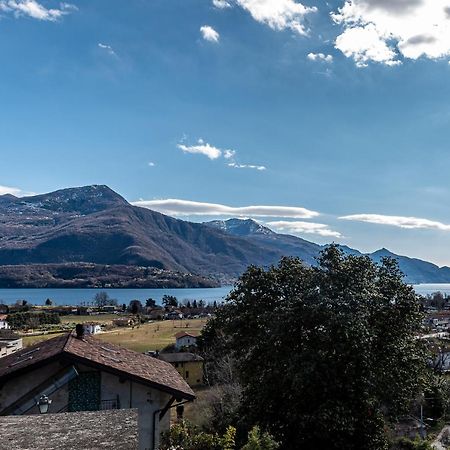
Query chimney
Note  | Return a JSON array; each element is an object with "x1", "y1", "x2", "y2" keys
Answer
[{"x1": 75, "y1": 324, "x2": 85, "y2": 339}]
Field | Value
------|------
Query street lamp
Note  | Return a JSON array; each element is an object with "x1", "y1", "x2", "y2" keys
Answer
[{"x1": 37, "y1": 395, "x2": 52, "y2": 414}]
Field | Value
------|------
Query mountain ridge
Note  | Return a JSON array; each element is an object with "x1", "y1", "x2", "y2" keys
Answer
[{"x1": 0, "y1": 185, "x2": 448, "y2": 285}]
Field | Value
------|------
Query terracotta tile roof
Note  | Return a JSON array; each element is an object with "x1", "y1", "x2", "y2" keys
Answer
[
  {"x1": 175, "y1": 331, "x2": 199, "y2": 339},
  {"x1": 0, "y1": 333, "x2": 194, "y2": 400},
  {"x1": 159, "y1": 352, "x2": 204, "y2": 363}
]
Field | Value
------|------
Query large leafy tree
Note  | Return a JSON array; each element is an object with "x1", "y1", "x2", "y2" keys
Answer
[{"x1": 200, "y1": 246, "x2": 426, "y2": 450}]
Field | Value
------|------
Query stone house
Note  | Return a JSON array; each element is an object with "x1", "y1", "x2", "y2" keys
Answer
[{"x1": 0, "y1": 330, "x2": 194, "y2": 450}]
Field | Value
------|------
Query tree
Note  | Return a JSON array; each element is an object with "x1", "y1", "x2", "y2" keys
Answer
[
  {"x1": 129, "y1": 300, "x2": 143, "y2": 315},
  {"x1": 146, "y1": 298, "x2": 156, "y2": 308},
  {"x1": 45, "y1": 298, "x2": 53, "y2": 306},
  {"x1": 199, "y1": 299, "x2": 205, "y2": 308},
  {"x1": 200, "y1": 246, "x2": 426, "y2": 450},
  {"x1": 193, "y1": 299, "x2": 198, "y2": 309},
  {"x1": 241, "y1": 426, "x2": 279, "y2": 450},
  {"x1": 162, "y1": 295, "x2": 178, "y2": 308},
  {"x1": 94, "y1": 292, "x2": 117, "y2": 308}
]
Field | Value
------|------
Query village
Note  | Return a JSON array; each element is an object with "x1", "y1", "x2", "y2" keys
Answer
[{"x1": 0, "y1": 294, "x2": 216, "y2": 449}]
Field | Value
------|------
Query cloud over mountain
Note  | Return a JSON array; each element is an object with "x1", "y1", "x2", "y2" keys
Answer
[
  {"x1": 266, "y1": 220, "x2": 342, "y2": 238},
  {"x1": 133, "y1": 198, "x2": 320, "y2": 219},
  {"x1": 340, "y1": 214, "x2": 450, "y2": 231}
]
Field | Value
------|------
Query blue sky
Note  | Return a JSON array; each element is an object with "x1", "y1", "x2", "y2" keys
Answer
[{"x1": 2, "y1": 0, "x2": 450, "y2": 265}]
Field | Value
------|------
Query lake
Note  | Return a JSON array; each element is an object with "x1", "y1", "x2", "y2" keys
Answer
[
  {"x1": 412, "y1": 284, "x2": 450, "y2": 296},
  {"x1": 0, "y1": 286, "x2": 233, "y2": 306},
  {"x1": 0, "y1": 284, "x2": 446, "y2": 306}
]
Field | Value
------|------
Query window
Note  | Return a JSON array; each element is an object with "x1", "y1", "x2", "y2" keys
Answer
[{"x1": 185, "y1": 371, "x2": 189, "y2": 379}]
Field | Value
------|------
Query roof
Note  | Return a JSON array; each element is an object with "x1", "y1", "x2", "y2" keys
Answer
[
  {"x1": 175, "y1": 331, "x2": 199, "y2": 339},
  {"x1": 0, "y1": 333, "x2": 194, "y2": 400},
  {"x1": 0, "y1": 409, "x2": 138, "y2": 449},
  {"x1": 0, "y1": 314, "x2": 7, "y2": 321},
  {"x1": 159, "y1": 352, "x2": 204, "y2": 363}
]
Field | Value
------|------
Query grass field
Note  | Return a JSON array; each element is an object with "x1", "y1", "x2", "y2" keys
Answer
[
  {"x1": 60, "y1": 314, "x2": 119, "y2": 325},
  {"x1": 97, "y1": 318, "x2": 208, "y2": 353},
  {"x1": 22, "y1": 318, "x2": 208, "y2": 352},
  {"x1": 22, "y1": 332, "x2": 66, "y2": 347}
]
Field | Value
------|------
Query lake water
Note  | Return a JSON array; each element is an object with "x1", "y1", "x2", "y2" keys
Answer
[
  {"x1": 412, "y1": 284, "x2": 450, "y2": 296},
  {"x1": 0, "y1": 283, "x2": 446, "y2": 306},
  {"x1": 0, "y1": 286, "x2": 233, "y2": 306}
]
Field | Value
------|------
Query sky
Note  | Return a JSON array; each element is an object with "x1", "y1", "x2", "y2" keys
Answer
[{"x1": 1, "y1": 0, "x2": 450, "y2": 266}]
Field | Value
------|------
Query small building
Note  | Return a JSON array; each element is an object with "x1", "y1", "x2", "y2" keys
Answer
[
  {"x1": 0, "y1": 315, "x2": 9, "y2": 330},
  {"x1": 147, "y1": 307, "x2": 165, "y2": 321},
  {"x1": 165, "y1": 310, "x2": 183, "y2": 320},
  {"x1": 175, "y1": 332, "x2": 198, "y2": 350},
  {"x1": 83, "y1": 322, "x2": 102, "y2": 335},
  {"x1": 0, "y1": 330, "x2": 194, "y2": 450},
  {"x1": 0, "y1": 330, "x2": 23, "y2": 358},
  {"x1": 158, "y1": 352, "x2": 204, "y2": 386},
  {"x1": 113, "y1": 317, "x2": 134, "y2": 327}
]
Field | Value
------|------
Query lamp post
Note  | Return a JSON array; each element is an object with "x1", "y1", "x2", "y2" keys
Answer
[{"x1": 37, "y1": 395, "x2": 52, "y2": 414}]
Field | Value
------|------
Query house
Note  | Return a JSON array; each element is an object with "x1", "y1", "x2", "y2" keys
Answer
[
  {"x1": 158, "y1": 353, "x2": 204, "y2": 387},
  {"x1": 84, "y1": 322, "x2": 102, "y2": 335},
  {"x1": 0, "y1": 409, "x2": 139, "y2": 449},
  {"x1": 0, "y1": 330, "x2": 23, "y2": 358},
  {"x1": 174, "y1": 332, "x2": 198, "y2": 350},
  {"x1": 0, "y1": 328, "x2": 194, "y2": 450},
  {"x1": 147, "y1": 307, "x2": 165, "y2": 321},
  {"x1": 0, "y1": 315, "x2": 9, "y2": 330},
  {"x1": 113, "y1": 317, "x2": 134, "y2": 327},
  {"x1": 165, "y1": 310, "x2": 183, "y2": 320}
]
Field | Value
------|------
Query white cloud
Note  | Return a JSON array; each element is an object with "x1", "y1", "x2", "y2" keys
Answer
[
  {"x1": 200, "y1": 25, "x2": 220, "y2": 43},
  {"x1": 0, "y1": 0, "x2": 76, "y2": 21},
  {"x1": 133, "y1": 198, "x2": 320, "y2": 219},
  {"x1": 148, "y1": 162, "x2": 156, "y2": 167},
  {"x1": 213, "y1": 0, "x2": 317, "y2": 35},
  {"x1": 228, "y1": 162, "x2": 266, "y2": 171},
  {"x1": 307, "y1": 52, "x2": 333, "y2": 63},
  {"x1": 266, "y1": 220, "x2": 342, "y2": 238},
  {"x1": 332, "y1": 0, "x2": 450, "y2": 66},
  {"x1": 0, "y1": 184, "x2": 33, "y2": 197},
  {"x1": 224, "y1": 149, "x2": 236, "y2": 159},
  {"x1": 98, "y1": 43, "x2": 116, "y2": 56},
  {"x1": 0, "y1": 185, "x2": 21, "y2": 196},
  {"x1": 340, "y1": 214, "x2": 450, "y2": 231},
  {"x1": 178, "y1": 139, "x2": 224, "y2": 160},
  {"x1": 178, "y1": 138, "x2": 267, "y2": 170},
  {"x1": 213, "y1": 0, "x2": 231, "y2": 8}
]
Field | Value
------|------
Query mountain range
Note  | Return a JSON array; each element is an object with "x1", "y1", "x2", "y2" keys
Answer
[{"x1": 0, "y1": 185, "x2": 448, "y2": 286}]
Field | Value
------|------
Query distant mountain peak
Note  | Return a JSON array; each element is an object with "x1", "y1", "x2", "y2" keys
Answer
[
  {"x1": 205, "y1": 218, "x2": 275, "y2": 237},
  {"x1": 18, "y1": 185, "x2": 129, "y2": 215}
]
